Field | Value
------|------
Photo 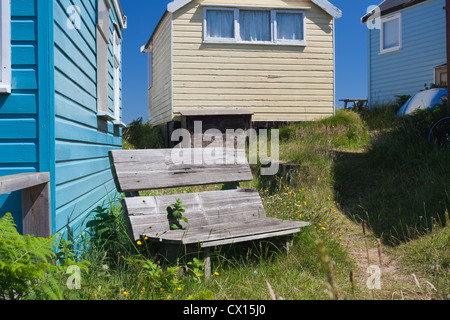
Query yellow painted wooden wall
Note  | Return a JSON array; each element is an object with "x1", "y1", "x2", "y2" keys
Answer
[{"x1": 148, "y1": 13, "x2": 172, "y2": 125}]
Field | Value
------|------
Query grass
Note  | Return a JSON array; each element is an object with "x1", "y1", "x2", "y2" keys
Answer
[{"x1": 6, "y1": 107, "x2": 448, "y2": 300}]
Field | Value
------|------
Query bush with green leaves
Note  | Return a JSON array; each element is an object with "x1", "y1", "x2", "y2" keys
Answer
[
  {"x1": 122, "y1": 117, "x2": 165, "y2": 149},
  {"x1": 0, "y1": 213, "x2": 59, "y2": 299},
  {"x1": 85, "y1": 204, "x2": 134, "y2": 264}
]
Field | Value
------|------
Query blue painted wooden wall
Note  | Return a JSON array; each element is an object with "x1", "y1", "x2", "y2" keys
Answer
[
  {"x1": 0, "y1": 0, "x2": 39, "y2": 230},
  {"x1": 368, "y1": 0, "x2": 447, "y2": 106},
  {"x1": 53, "y1": 0, "x2": 123, "y2": 237},
  {"x1": 0, "y1": 0, "x2": 124, "y2": 237}
]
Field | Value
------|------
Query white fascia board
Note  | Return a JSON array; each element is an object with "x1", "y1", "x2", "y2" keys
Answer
[
  {"x1": 168, "y1": 0, "x2": 342, "y2": 19},
  {"x1": 168, "y1": 0, "x2": 193, "y2": 13},
  {"x1": 311, "y1": 0, "x2": 342, "y2": 19},
  {"x1": 112, "y1": 0, "x2": 127, "y2": 29}
]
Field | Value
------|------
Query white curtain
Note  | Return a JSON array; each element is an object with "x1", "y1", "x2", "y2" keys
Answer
[
  {"x1": 240, "y1": 10, "x2": 270, "y2": 42},
  {"x1": 206, "y1": 9, "x2": 234, "y2": 38},
  {"x1": 383, "y1": 19, "x2": 399, "y2": 49},
  {"x1": 276, "y1": 12, "x2": 303, "y2": 41}
]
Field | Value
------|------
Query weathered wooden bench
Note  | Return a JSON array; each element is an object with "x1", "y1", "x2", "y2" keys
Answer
[{"x1": 109, "y1": 148, "x2": 310, "y2": 277}]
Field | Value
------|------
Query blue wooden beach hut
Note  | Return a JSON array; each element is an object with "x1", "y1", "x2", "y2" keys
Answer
[
  {"x1": 0, "y1": 0, "x2": 127, "y2": 238},
  {"x1": 361, "y1": 0, "x2": 447, "y2": 107}
]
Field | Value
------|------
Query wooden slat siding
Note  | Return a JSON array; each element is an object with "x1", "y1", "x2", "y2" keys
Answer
[
  {"x1": 53, "y1": 0, "x2": 123, "y2": 235},
  {"x1": 0, "y1": 0, "x2": 39, "y2": 225},
  {"x1": 368, "y1": 0, "x2": 447, "y2": 106},
  {"x1": 166, "y1": 0, "x2": 335, "y2": 122},
  {"x1": 109, "y1": 148, "x2": 253, "y2": 192},
  {"x1": 123, "y1": 189, "x2": 266, "y2": 240},
  {"x1": 148, "y1": 12, "x2": 173, "y2": 125}
]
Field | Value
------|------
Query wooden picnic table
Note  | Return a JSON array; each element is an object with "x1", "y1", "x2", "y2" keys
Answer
[{"x1": 339, "y1": 99, "x2": 368, "y2": 110}]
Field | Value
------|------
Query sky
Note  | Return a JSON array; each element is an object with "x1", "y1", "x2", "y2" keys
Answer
[{"x1": 119, "y1": 0, "x2": 378, "y2": 125}]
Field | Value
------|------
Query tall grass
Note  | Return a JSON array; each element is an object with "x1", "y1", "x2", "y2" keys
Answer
[
  {"x1": 335, "y1": 105, "x2": 450, "y2": 244},
  {"x1": 9, "y1": 108, "x2": 448, "y2": 300}
]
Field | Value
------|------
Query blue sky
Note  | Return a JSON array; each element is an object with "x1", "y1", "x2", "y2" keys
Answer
[{"x1": 120, "y1": 0, "x2": 377, "y2": 125}]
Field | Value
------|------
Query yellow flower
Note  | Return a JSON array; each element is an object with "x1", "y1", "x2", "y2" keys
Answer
[
  {"x1": 177, "y1": 287, "x2": 182, "y2": 291},
  {"x1": 123, "y1": 291, "x2": 129, "y2": 296},
  {"x1": 144, "y1": 236, "x2": 148, "y2": 240},
  {"x1": 137, "y1": 241, "x2": 142, "y2": 245},
  {"x1": 215, "y1": 272, "x2": 219, "y2": 276},
  {"x1": 299, "y1": 214, "x2": 303, "y2": 218},
  {"x1": 322, "y1": 227, "x2": 326, "y2": 230},
  {"x1": 160, "y1": 288, "x2": 164, "y2": 292}
]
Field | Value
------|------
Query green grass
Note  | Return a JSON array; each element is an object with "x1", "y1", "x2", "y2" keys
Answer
[{"x1": 5, "y1": 108, "x2": 449, "y2": 300}]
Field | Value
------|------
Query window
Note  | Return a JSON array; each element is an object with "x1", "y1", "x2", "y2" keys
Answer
[
  {"x1": 203, "y1": 7, "x2": 306, "y2": 46},
  {"x1": 0, "y1": 0, "x2": 11, "y2": 93},
  {"x1": 275, "y1": 11, "x2": 305, "y2": 43},
  {"x1": 240, "y1": 10, "x2": 271, "y2": 42},
  {"x1": 380, "y1": 13, "x2": 401, "y2": 54},
  {"x1": 205, "y1": 8, "x2": 234, "y2": 39}
]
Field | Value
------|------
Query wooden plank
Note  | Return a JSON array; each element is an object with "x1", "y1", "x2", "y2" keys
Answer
[
  {"x1": 110, "y1": 148, "x2": 253, "y2": 192},
  {"x1": 22, "y1": 182, "x2": 51, "y2": 238},
  {"x1": 125, "y1": 189, "x2": 265, "y2": 240},
  {"x1": 179, "y1": 109, "x2": 254, "y2": 116},
  {"x1": 158, "y1": 218, "x2": 309, "y2": 244},
  {"x1": 140, "y1": 218, "x2": 310, "y2": 247},
  {"x1": 0, "y1": 172, "x2": 50, "y2": 194}
]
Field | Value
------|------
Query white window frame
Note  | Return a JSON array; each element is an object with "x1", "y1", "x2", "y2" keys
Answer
[
  {"x1": 112, "y1": 25, "x2": 126, "y2": 128},
  {"x1": 203, "y1": 7, "x2": 237, "y2": 44},
  {"x1": 203, "y1": 6, "x2": 307, "y2": 46},
  {"x1": 0, "y1": 0, "x2": 11, "y2": 94},
  {"x1": 97, "y1": 0, "x2": 113, "y2": 121},
  {"x1": 273, "y1": 10, "x2": 306, "y2": 46},
  {"x1": 380, "y1": 13, "x2": 401, "y2": 55}
]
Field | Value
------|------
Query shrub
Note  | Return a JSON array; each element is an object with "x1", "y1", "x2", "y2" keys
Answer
[
  {"x1": 0, "y1": 213, "x2": 59, "y2": 299},
  {"x1": 122, "y1": 117, "x2": 165, "y2": 149}
]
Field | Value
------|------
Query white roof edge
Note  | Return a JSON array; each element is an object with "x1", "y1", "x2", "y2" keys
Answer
[
  {"x1": 168, "y1": 0, "x2": 193, "y2": 13},
  {"x1": 168, "y1": 0, "x2": 341, "y2": 18},
  {"x1": 311, "y1": 0, "x2": 342, "y2": 19}
]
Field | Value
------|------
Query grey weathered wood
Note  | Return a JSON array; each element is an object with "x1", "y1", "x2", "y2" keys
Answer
[
  {"x1": 124, "y1": 189, "x2": 265, "y2": 240},
  {"x1": 22, "y1": 182, "x2": 52, "y2": 238},
  {"x1": 0, "y1": 172, "x2": 51, "y2": 238},
  {"x1": 154, "y1": 218, "x2": 308, "y2": 246},
  {"x1": 0, "y1": 173, "x2": 50, "y2": 194},
  {"x1": 109, "y1": 148, "x2": 253, "y2": 192}
]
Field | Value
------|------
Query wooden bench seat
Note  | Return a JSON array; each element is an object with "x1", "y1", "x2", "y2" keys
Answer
[
  {"x1": 109, "y1": 148, "x2": 310, "y2": 277},
  {"x1": 123, "y1": 188, "x2": 309, "y2": 247}
]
